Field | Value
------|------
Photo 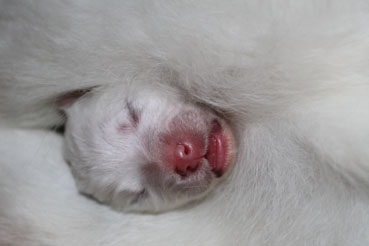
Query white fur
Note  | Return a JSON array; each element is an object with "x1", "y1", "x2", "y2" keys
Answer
[
  {"x1": 1, "y1": 0, "x2": 369, "y2": 245},
  {"x1": 62, "y1": 84, "x2": 231, "y2": 212}
]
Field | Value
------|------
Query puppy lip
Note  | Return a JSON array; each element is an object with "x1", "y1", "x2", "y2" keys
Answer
[{"x1": 205, "y1": 119, "x2": 236, "y2": 177}]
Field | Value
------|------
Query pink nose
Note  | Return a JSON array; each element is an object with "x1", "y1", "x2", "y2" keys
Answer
[
  {"x1": 162, "y1": 132, "x2": 206, "y2": 177},
  {"x1": 173, "y1": 141, "x2": 203, "y2": 176}
]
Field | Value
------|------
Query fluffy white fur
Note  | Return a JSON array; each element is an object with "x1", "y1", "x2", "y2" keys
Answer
[
  {"x1": 1, "y1": 0, "x2": 369, "y2": 245},
  {"x1": 62, "y1": 83, "x2": 234, "y2": 212}
]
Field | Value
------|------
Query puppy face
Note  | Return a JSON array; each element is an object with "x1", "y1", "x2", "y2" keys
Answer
[{"x1": 61, "y1": 85, "x2": 236, "y2": 212}]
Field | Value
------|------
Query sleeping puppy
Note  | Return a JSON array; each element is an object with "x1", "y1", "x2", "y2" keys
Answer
[
  {"x1": 1, "y1": 0, "x2": 369, "y2": 245},
  {"x1": 59, "y1": 84, "x2": 236, "y2": 212},
  {"x1": 0, "y1": 0, "x2": 238, "y2": 212}
]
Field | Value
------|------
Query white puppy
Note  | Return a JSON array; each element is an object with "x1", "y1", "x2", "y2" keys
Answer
[
  {"x1": 61, "y1": 83, "x2": 236, "y2": 212},
  {"x1": 1, "y1": 0, "x2": 369, "y2": 245},
  {"x1": 1, "y1": 0, "x2": 238, "y2": 212}
]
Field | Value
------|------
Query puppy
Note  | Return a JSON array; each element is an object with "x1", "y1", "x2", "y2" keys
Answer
[
  {"x1": 60, "y1": 83, "x2": 236, "y2": 212},
  {"x1": 1, "y1": 0, "x2": 369, "y2": 245},
  {"x1": 0, "y1": 0, "x2": 238, "y2": 212}
]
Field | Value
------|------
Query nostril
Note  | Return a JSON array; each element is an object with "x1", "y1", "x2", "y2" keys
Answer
[
  {"x1": 187, "y1": 162, "x2": 199, "y2": 172},
  {"x1": 175, "y1": 167, "x2": 188, "y2": 177},
  {"x1": 176, "y1": 143, "x2": 193, "y2": 159},
  {"x1": 183, "y1": 145, "x2": 190, "y2": 155},
  {"x1": 175, "y1": 161, "x2": 200, "y2": 177}
]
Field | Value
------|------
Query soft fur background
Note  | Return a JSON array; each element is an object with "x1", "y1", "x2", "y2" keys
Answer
[{"x1": 1, "y1": 0, "x2": 369, "y2": 245}]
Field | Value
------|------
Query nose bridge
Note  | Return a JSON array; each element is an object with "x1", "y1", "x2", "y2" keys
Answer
[
  {"x1": 144, "y1": 99, "x2": 205, "y2": 134},
  {"x1": 168, "y1": 108, "x2": 208, "y2": 132}
]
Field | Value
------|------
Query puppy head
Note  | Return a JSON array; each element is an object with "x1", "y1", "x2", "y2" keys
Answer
[{"x1": 59, "y1": 85, "x2": 236, "y2": 212}]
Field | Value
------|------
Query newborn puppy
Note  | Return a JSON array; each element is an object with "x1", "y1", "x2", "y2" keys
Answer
[
  {"x1": 58, "y1": 84, "x2": 236, "y2": 212},
  {"x1": 1, "y1": 0, "x2": 369, "y2": 245},
  {"x1": 0, "y1": 0, "x2": 239, "y2": 212}
]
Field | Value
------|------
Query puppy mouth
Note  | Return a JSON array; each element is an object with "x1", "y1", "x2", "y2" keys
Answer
[{"x1": 205, "y1": 119, "x2": 236, "y2": 177}]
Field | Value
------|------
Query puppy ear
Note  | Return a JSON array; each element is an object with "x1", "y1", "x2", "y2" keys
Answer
[{"x1": 56, "y1": 88, "x2": 92, "y2": 109}]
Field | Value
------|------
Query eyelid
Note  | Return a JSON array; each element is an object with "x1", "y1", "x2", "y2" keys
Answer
[
  {"x1": 126, "y1": 102, "x2": 140, "y2": 127},
  {"x1": 118, "y1": 123, "x2": 132, "y2": 133}
]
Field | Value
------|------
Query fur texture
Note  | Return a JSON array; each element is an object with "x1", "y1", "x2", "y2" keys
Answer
[
  {"x1": 62, "y1": 83, "x2": 236, "y2": 212},
  {"x1": 1, "y1": 0, "x2": 369, "y2": 245}
]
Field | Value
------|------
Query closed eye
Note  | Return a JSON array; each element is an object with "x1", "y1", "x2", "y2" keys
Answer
[
  {"x1": 118, "y1": 123, "x2": 133, "y2": 133},
  {"x1": 126, "y1": 102, "x2": 140, "y2": 127},
  {"x1": 118, "y1": 102, "x2": 140, "y2": 133}
]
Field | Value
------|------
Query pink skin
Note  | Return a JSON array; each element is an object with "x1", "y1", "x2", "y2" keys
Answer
[
  {"x1": 206, "y1": 120, "x2": 234, "y2": 177},
  {"x1": 161, "y1": 118, "x2": 234, "y2": 178},
  {"x1": 163, "y1": 130, "x2": 205, "y2": 176}
]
